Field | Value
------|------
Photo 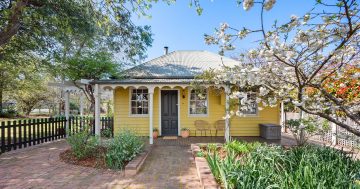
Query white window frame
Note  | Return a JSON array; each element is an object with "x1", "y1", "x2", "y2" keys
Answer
[
  {"x1": 188, "y1": 88, "x2": 209, "y2": 117},
  {"x1": 239, "y1": 92, "x2": 259, "y2": 116},
  {"x1": 129, "y1": 88, "x2": 149, "y2": 117}
]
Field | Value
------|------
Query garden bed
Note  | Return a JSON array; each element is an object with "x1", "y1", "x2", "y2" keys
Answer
[
  {"x1": 60, "y1": 129, "x2": 148, "y2": 175},
  {"x1": 193, "y1": 140, "x2": 360, "y2": 189},
  {"x1": 60, "y1": 145, "x2": 152, "y2": 176},
  {"x1": 60, "y1": 147, "x2": 107, "y2": 169}
]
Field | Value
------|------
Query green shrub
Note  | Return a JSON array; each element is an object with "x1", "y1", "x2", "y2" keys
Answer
[
  {"x1": 206, "y1": 144, "x2": 360, "y2": 189},
  {"x1": 67, "y1": 129, "x2": 99, "y2": 159},
  {"x1": 105, "y1": 130, "x2": 144, "y2": 169},
  {"x1": 223, "y1": 140, "x2": 262, "y2": 155},
  {"x1": 101, "y1": 128, "x2": 112, "y2": 138}
]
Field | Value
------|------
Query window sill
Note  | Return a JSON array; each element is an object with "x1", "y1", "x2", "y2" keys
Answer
[
  {"x1": 188, "y1": 114, "x2": 209, "y2": 118},
  {"x1": 240, "y1": 114, "x2": 260, "y2": 118},
  {"x1": 128, "y1": 114, "x2": 149, "y2": 118}
]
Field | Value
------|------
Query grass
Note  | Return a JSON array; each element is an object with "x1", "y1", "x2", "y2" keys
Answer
[{"x1": 205, "y1": 140, "x2": 360, "y2": 189}]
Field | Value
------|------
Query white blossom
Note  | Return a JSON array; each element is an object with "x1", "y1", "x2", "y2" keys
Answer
[
  {"x1": 259, "y1": 87, "x2": 269, "y2": 96},
  {"x1": 293, "y1": 101, "x2": 303, "y2": 107},
  {"x1": 264, "y1": 0, "x2": 276, "y2": 11},
  {"x1": 243, "y1": 0, "x2": 254, "y2": 11}
]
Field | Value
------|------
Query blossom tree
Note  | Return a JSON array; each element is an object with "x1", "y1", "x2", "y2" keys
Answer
[{"x1": 203, "y1": 0, "x2": 360, "y2": 136}]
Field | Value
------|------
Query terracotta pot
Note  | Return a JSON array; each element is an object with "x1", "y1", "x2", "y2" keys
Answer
[
  {"x1": 153, "y1": 131, "x2": 159, "y2": 139},
  {"x1": 181, "y1": 130, "x2": 190, "y2": 138}
]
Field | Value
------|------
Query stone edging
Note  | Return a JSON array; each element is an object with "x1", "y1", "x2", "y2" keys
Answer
[
  {"x1": 124, "y1": 146, "x2": 152, "y2": 176},
  {"x1": 191, "y1": 144, "x2": 220, "y2": 189}
]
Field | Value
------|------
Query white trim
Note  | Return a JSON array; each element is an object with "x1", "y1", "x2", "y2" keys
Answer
[
  {"x1": 94, "y1": 84, "x2": 101, "y2": 136},
  {"x1": 128, "y1": 87, "x2": 149, "y2": 117},
  {"x1": 159, "y1": 89, "x2": 180, "y2": 136},
  {"x1": 188, "y1": 88, "x2": 209, "y2": 117},
  {"x1": 225, "y1": 85, "x2": 230, "y2": 142},
  {"x1": 64, "y1": 91, "x2": 70, "y2": 137},
  {"x1": 149, "y1": 91, "x2": 154, "y2": 144}
]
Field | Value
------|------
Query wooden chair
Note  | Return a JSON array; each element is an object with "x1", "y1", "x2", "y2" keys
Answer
[
  {"x1": 194, "y1": 120, "x2": 212, "y2": 136},
  {"x1": 214, "y1": 120, "x2": 225, "y2": 137}
]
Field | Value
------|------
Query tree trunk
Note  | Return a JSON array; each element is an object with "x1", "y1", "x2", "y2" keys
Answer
[{"x1": 0, "y1": 1, "x2": 27, "y2": 48}]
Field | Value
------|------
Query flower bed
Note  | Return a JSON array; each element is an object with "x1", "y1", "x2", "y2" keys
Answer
[
  {"x1": 60, "y1": 129, "x2": 147, "y2": 173},
  {"x1": 197, "y1": 140, "x2": 360, "y2": 189}
]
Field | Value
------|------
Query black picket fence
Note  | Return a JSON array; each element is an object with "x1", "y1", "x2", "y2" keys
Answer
[{"x1": 0, "y1": 116, "x2": 114, "y2": 153}]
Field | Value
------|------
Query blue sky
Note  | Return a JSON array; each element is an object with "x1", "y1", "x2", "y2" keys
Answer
[{"x1": 133, "y1": 0, "x2": 316, "y2": 62}]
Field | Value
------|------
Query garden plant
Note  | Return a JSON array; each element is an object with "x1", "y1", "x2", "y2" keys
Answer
[
  {"x1": 205, "y1": 140, "x2": 360, "y2": 189},
  {"x1": 64, "y1": 129, "x2": 144, "y2": 170}
]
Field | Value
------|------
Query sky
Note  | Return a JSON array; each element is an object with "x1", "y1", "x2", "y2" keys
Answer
[{"x1": 132, "y1": 0, "x2": 317, "y2": 62}]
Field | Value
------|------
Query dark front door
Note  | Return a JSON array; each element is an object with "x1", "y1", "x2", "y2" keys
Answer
[{"x1": 161, "y1": 90, "x2": 178, "y2": 136}]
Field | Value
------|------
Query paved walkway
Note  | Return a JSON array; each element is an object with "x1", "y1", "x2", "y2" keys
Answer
[
  {"x1": 0, "y1": 140, "x2": 201, "y2": 189},
  {"x1": 2, "y1": 134, "x2": 351, "y2": 189}
]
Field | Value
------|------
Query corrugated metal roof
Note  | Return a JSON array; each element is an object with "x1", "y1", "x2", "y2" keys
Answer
[
  {"x1": 124, "y1": 50, "x2": 239, "y2": 78},
  {"x1": 93, "y1": 78, "x2": 196, "y2": 84}
]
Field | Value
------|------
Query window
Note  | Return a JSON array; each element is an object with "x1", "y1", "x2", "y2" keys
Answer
[
  {"x1": 239, "y1": 93, "x2": 258, "y2": 115},
  {"x1": 130, "y1": 89, "x2": 148, "y2": 115},
  {"x1": 189, "y1": 89, "x2": 208, "y2": 115}
]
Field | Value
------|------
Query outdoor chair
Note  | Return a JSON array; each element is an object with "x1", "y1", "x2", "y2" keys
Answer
[
  {"x1": 214, "y1": 120, "x2": 225, "y2": 137},
  {"x1": 194, "y1": 120, "x2": 212, "y2": 136}
]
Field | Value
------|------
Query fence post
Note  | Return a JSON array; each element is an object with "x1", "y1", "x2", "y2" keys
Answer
[
  {"x1": 331, "y1": 122, "x2": 337, "y2": 146},
  {"x1": 1, "y1": 121, "x2": 5, "y2": 153},
  {"x1": 7, "y1": 121, "x2": 11, "y2": 151},
  {"x1": 65, "y1": 91, "x2": 70, "y2": 138}
]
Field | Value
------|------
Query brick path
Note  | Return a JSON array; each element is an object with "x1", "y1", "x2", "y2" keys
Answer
[
  {"x1": 0, "y1": 135, "x2": 310, "y2": 189},
  {"x1": 0, "y1": 140, "x2": 201, "y2": 189}
]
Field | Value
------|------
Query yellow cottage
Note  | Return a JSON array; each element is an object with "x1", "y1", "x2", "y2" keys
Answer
[{"x1": 93, "y1": 49, "x2": 280, "y2": 144}]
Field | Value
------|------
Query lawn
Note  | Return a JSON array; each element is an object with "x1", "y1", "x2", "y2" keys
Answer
[{"x1": 200, "y1": 141, "x2": 360, "y2": 189}]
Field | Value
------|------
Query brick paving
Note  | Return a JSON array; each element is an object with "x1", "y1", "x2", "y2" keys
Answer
[
  {"x1": 0, "y1": 135, "x2": 305, "y2": 189},
  {"x1": 0, "y1": 140, "x2": 201, "y2": 189}
]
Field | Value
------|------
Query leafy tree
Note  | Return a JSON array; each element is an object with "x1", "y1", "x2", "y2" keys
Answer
[
  {"x1": 202, "y1": 0, "x2": 360, "y2": 136},
  {"x1": 0, "y1": 53, "x2": 44, "y2": 113},
  {"x1": 57, "y1": 50, "x2": 120, "y2": 111},
  {"x1": 9, "y1": 59, "x2": 55, "y2": 116},
  {"x1": 1, "y1": 0, "x2": 160, "y2": 114},
  {"x1": 0, "y1": 0, "x2": 167, "y2": 61}
]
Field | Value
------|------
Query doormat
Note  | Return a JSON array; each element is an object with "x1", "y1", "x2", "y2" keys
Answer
[{"x1": 162, "y1": 136, "x2": 178, "y2": 140}]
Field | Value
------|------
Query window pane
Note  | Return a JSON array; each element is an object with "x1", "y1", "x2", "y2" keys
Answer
[
  {"x1": 131, "y1": 101, "x2": 136, "y2": 108},
  {"x1": 137, "y1": 101, "x2": 142, "y2": 108},
  {"x1": 131, "y1": 89, "x2": 149, "y2": 115},
  {"x1": 190, "y1": 93, "x2": 196, "y2": 100},
  {"x1": 143, "y1": 94, "x2": 148, "y2": 101},
  {"x1": 199, "y1": 107, "x2": 207, "y2": 114},
  {"x1": 190, "y1": 107, "x2": 195, "y2": 114},
  {"x1": 131, "y1": 93, "x2": 136, "y2": 100},
  {"x1": 143, "y1": 101, "x2": 148, "y2": 108},
  {"x1": 189, "y1": 89, "x2": 208, "y2": 115}
]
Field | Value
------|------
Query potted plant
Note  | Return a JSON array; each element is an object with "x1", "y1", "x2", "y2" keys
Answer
[
  {"x1": 153, "y1": 128, "x2": 159, "y2": 139},
  {"x1": 181, "y1": 128, "x2": 190, "y2": 138}
]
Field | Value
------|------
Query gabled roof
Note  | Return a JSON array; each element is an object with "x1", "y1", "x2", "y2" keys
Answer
[{"x1": 124, "y1": 50, "x2": 239, "y2": 79}]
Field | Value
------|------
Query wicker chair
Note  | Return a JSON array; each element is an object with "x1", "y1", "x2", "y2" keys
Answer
[
  {"x1": 214, "y1": 120, "x2": 225, "y2": 137},
  {"x1": 194, "y1": 120, "x2": 212, "y2": 136}
]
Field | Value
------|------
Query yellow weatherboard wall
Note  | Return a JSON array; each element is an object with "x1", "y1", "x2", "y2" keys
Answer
[{"x1": 113, "y1": 87, "x2": 279, "y2": 137}]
